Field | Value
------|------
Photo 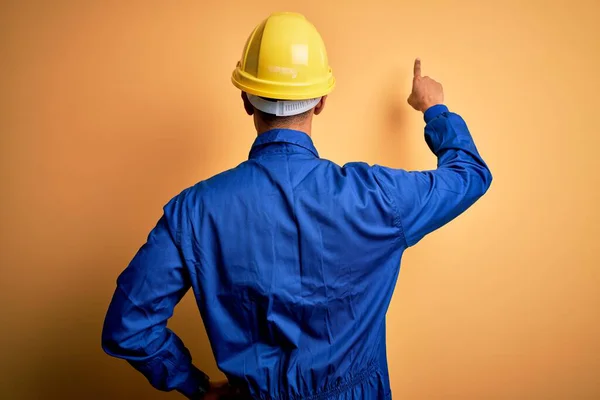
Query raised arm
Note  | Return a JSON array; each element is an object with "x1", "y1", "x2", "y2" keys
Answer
[{"x1": 374, "y1": 59, "x2": 492, "y2": 246}]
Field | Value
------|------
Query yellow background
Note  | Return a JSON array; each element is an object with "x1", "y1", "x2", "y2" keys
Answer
[{"x1": 1, "y1": 1, "x2": 599, "y2": 399}]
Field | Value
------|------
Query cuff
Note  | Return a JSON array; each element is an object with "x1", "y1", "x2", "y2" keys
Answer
[
  {"x1": 177, "y1": 365, "x2": 210, "y2": 399},
  {"x1": 424, "y1": 104, "x2": 449, "y2": 124}
]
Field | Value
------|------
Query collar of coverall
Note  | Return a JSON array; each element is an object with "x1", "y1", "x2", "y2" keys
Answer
[{"x1": 249, "y1": 129, "x2": 319, "y2": 159}]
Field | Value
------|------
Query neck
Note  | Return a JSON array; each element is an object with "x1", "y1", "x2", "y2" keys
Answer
[{"x1": 255, "y1": 115, "x2": 313, "y2": 136}]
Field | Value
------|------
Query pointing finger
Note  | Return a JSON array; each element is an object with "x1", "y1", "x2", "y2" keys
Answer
[{"x1": 413, "y1": 58, "x2": 421, "y2": 78}]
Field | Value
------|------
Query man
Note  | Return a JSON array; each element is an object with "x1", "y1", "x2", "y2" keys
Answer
[{"x1": 102, "y1": 12, "x2": 492, "y2": 400}]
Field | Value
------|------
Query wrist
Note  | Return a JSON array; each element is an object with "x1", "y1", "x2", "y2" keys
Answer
[
  {"x1": 179, "y1": 368, "x2": 210, "y2": 399},
  {"x1": 421, "y1": 102, "x2": 443, "y2": 113}
]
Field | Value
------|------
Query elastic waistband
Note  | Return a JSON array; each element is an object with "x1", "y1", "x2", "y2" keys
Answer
[
  {"x1": 304, "y1": 362, "x2": 378, "y2": 400},
  {"x1": 250, "y1": 361, "x2": 379, "y2": 400}
]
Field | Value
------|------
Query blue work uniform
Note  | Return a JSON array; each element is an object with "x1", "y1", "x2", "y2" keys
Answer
[{"x1": 102, "y1": 105, "x2": 492, "y2": 399}]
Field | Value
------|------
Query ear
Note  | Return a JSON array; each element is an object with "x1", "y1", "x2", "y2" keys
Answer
[
  {"x1": 314, "y1": 95, "x2": 327, "y2": 115},
  {"x1": 241, "y1": 92, "x2": 254, "y2": 116}
]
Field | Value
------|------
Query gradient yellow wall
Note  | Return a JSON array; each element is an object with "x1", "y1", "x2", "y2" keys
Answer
[{"x1": 1, "y1": 1, "x2": 599, "y2": 399}]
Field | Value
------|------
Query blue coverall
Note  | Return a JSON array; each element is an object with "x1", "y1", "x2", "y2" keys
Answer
[{"x1": 102, "y1": 105, "x2": 492, "y2": 399}]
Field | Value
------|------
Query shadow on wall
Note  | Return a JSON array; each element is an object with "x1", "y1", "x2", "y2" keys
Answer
[
  {"x1": 376, "y1": 70, "x2": 413, "y2": 170},
  {"x1": 24, "y1": 112, "x2": 222, "y2": 400}
]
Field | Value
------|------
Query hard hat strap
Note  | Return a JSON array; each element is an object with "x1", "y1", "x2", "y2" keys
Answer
[{"x1": 247, "y1": 94, "x2": 321, "y2": 117}]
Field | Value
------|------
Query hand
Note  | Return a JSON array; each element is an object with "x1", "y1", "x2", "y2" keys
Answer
[
  {"x1": 203, "y1": 380, "x2": 244, "y2": 400},
  {"x1": 407, "y1": 58, "x2": 444, "y2": 112},
  {"x1": 202, "y1": 380, "x2": 229, "y2": 400}
]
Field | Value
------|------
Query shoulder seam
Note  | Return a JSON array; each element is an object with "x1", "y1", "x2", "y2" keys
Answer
[{"x1": 373, "y1": 166, "x2": 409, "y2": 247}]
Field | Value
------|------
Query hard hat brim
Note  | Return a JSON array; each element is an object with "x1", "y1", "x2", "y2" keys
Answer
[{"x1": 231, "y1": 69, "x2": 335, "y2": 101}]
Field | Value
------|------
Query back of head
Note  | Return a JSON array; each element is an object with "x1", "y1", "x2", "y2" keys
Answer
[{"x1": 231, "y1": 12, "x2": 335, "y2": 130}]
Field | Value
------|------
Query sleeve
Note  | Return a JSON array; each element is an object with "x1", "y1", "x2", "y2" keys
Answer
[
  {"x1": 101, "y1": 196, "x2": 208, "y2": 399},
  {"x1": 373, "y1": 104, "x2": 493, "y2": 247}
]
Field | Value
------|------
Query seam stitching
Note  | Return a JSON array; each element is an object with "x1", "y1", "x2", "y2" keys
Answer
[{"x1": 373, "y1": 167, "x2": 409, "y2": 247}]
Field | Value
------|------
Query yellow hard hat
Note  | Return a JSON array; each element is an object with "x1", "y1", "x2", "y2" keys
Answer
[{"x1": 231, "y1": 12, "x2": 335, "y2": 101}]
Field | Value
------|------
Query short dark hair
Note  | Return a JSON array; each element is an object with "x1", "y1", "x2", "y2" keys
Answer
[{"x1": 256, "y1": 108, "x2": 311, "y2": 126}]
